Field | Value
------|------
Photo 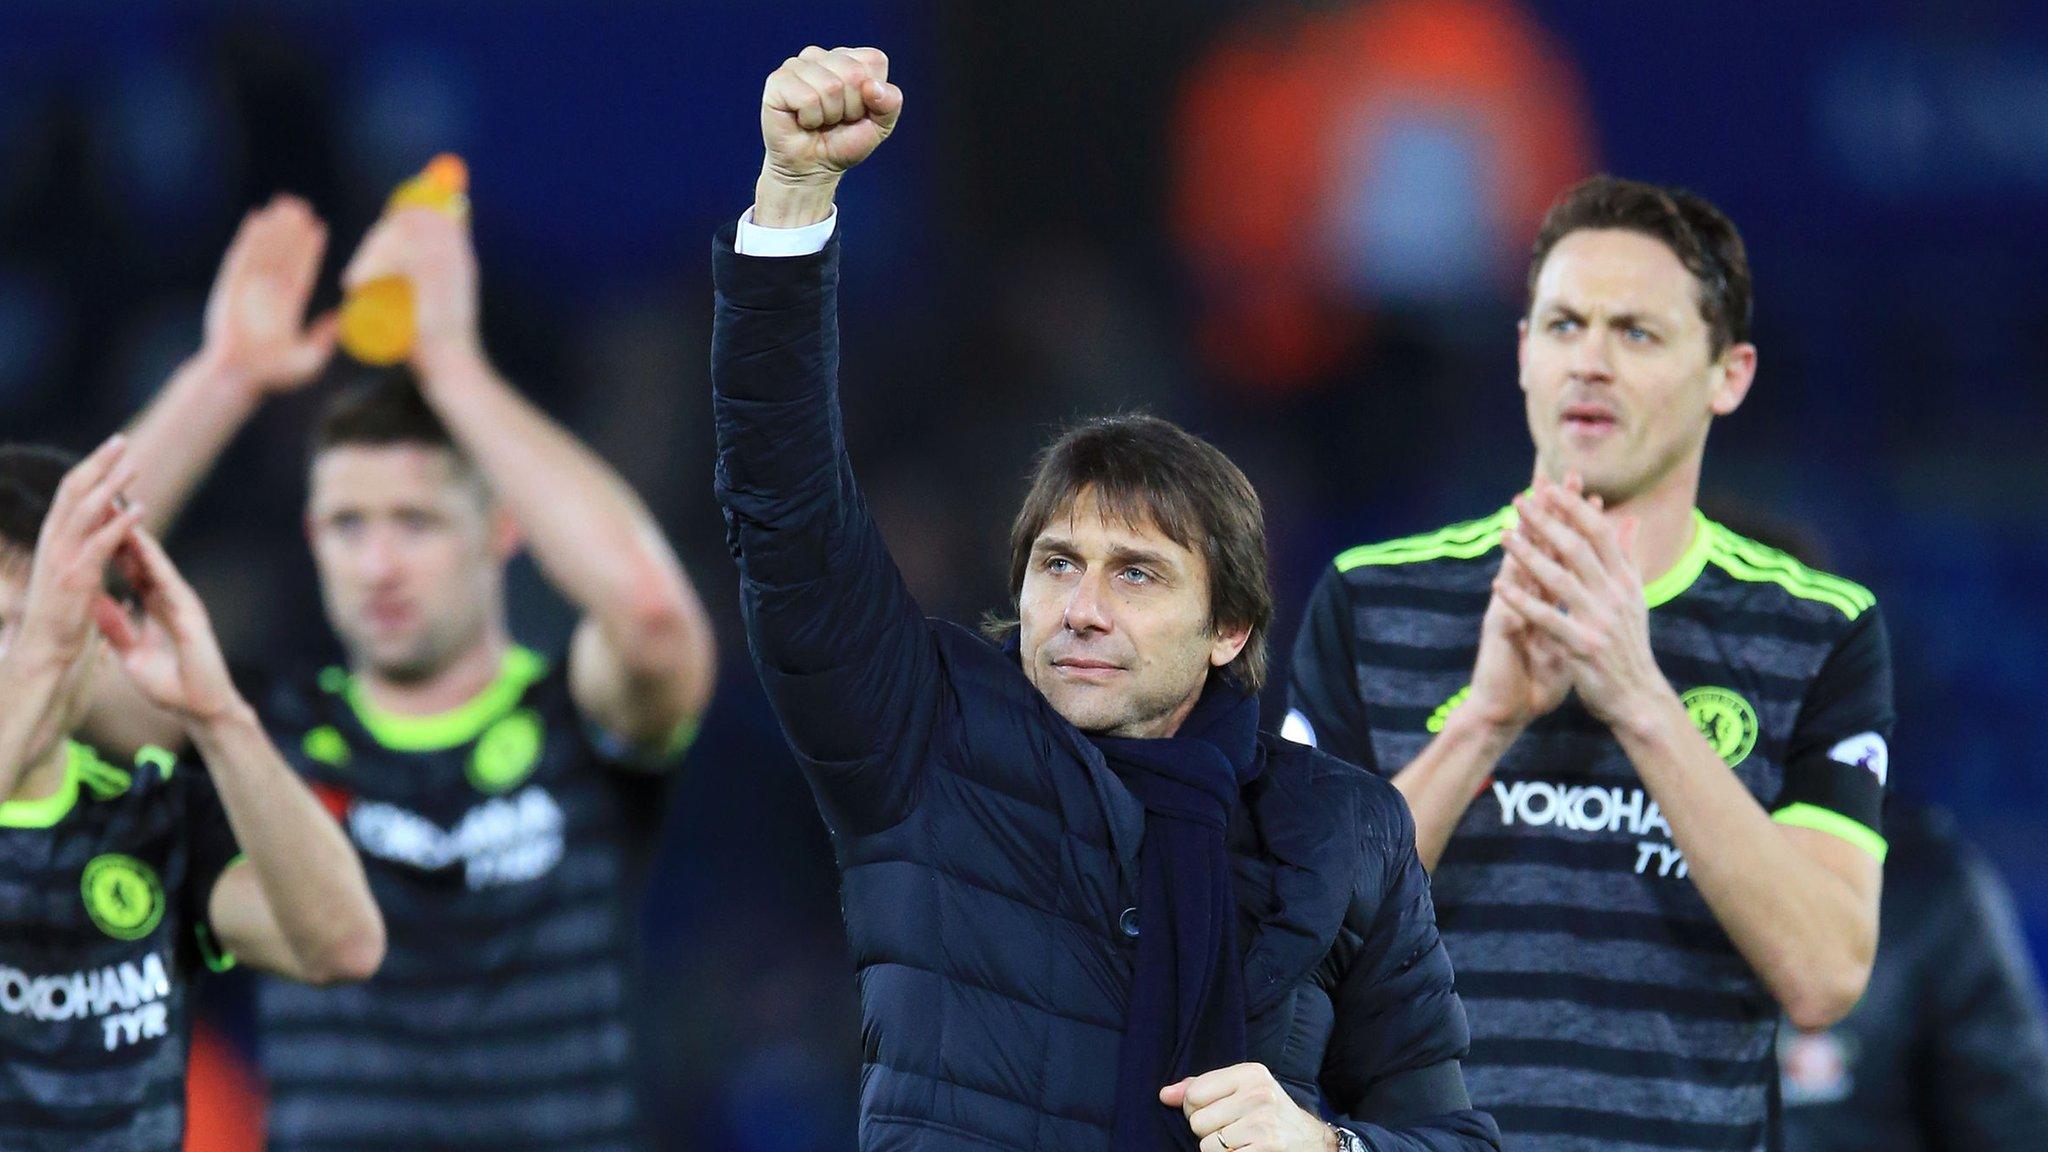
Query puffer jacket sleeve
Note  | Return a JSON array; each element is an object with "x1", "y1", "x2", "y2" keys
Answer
[
  {"x1": 711, "y1": 225, "x2": 945, "y2": 838},
  {"x1": 1322, "y1": 791, "x2": 1501, "y2": 1151}
]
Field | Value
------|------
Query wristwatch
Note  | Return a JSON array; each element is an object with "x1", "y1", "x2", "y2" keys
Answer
[{"x1": 1327, "y1": 1123, "x2": 1368, "y2": 1152}]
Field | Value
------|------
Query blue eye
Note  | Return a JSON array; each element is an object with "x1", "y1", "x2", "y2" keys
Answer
[
  {"x1": 1547, "y1": 317, "x2": 1579, "y2": 334},
  {"x1": 1120, "y1": 567, "x2": 1151, "y2": 585},
  {"x1": 1045, "y1": 556, "x2": 1074, "y2": 574}
]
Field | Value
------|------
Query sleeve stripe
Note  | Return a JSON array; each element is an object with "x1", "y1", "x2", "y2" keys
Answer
[
  {"x1": 1772, "y1": 802, "x2": 1888, "y2": 862},
  {"x1": 196, "y1": 854, "x2": 249, "y2": 973},
  {"x1": 196, "y1": 919, "x2": 239, "y2": 974}
]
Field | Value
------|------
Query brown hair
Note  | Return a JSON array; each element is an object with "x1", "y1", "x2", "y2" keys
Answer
[
  {"x1": 312, "y1": 372, "x2": 458, "y2": 458},
  {"x1": 1528, "y1": 175, "x2": 1753, "y2": 357},
  {"x1": 308, "y1": 372, "x2": 483, "y2": 497},
  {"x1": 0, "y1": 444, "x2": 77, "y2": 561},
  {"x1": 985, "y1": 414, "x2": 1274, "y2": 693}
]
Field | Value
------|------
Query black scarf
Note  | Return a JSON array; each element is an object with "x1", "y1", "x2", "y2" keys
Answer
[{"x1": 1091, "y1": 681, "x2": 1265, "y2": 1151}]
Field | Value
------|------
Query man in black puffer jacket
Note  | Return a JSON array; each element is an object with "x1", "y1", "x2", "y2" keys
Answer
[{"x1": 712, "y1": 45, "x2": 1501, "y2": 1152}]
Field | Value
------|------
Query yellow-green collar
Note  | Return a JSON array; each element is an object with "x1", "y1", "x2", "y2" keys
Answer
[
  {"x1": 1498, "y1": 504, "x2": 1713, "y2": 609},
  {"x1": 1642, "y1": 510, "x2": 1716, "y2": 609},
  {"x1": 337, "y1": 647, "x2": 549, "y2": 752},
  {"x1": 0, "y1": 742, "x2": 88, "y2": 828}
]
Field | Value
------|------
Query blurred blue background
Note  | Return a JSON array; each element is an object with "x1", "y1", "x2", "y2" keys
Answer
[{"x1": 4, "y1": 2, "x2": 2044, "y2": 1149}]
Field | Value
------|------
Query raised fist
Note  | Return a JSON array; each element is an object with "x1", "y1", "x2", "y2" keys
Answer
[{"x1": 757, "y1": 46, "x2": 902, "y2": 224}]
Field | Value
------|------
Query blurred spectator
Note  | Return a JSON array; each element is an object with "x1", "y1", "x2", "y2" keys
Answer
[
  {"x1": 1709, "y1": 502, "x2": 2048, "y2": 1152},
  {"x1": 1170, "y1": 0, "x2": 1595, "y2": 392},
  {"x1": 1780, "y1": 800, "x2": 2048, "y2": 1152}
]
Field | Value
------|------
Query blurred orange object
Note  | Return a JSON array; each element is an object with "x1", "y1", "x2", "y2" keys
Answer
[
  {"x1": 184, "y1": 1019, "x2": 264, "y2": 1152},
  {"x1": 1171, "y1": 0, "x2": 1597, "y2": 394},
  {"x1": 339, "y1": 153, "x2": 471, "y2": 366}
]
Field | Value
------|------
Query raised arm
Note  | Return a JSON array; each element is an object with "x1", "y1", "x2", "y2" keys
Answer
[
  {"x1": 336, "y1": 205, "x2": 716, "y2": 757},
  {"x1": 0, "y1": 438, "x2": 145, "y2": 800},
  {"x1": 98, "y1": 527, "x2": 382, "y2": 985},
  {"x1": 712, "y1": 48, "x2": 940, "y2": 837},
  {"x1": 125, "y1": 196, "x2": 338, "y2": 537},
  {"x1": 97, "y1": 199, "x2": 338, "y2": 758}
]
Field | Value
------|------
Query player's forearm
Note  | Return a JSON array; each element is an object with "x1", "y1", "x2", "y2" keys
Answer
[
  {"x1": 0, "y1": 640, "x2": 79, "y2": 800},
  {"x1": 77, "y1": 656, "x2": 190, "y2": 761},
  {"x1": 568, "y1": 602, "x2": 716, "y2": 754},
  {"x1": 123, "y1": 351, "x2": 267, "y2": 537},
  {"x1": 1613, "y1": 692, "x2": 1876, "y2": 1028},
  {"x1": 413, "y1": 345, "x2": 705, "y2": 664},
  {"x1": 190, "y1": 703, "x2": 384, "y2": 982},
  {"x1": 1392, "y1": 711, "x2": 1521, "y2": 870}
]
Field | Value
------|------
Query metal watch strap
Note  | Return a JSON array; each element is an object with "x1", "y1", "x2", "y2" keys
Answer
[{"x1": 1328, "y1": 1124, "x2": 1368, "y2": 1152}]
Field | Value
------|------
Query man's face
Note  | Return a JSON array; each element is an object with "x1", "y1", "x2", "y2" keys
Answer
[
  {"x1": 1518, "y1": 229, "x2": 1754, "y2": 503},
  {"x1": 306, "y1": 444, "x2": 507, "y2": 683},
  {"x1": 0, "y1": 554, "x2": 100, "y2": 741},
  {"x1": 1016, "y1": 493, "x2": 1248, "y2": 739}
]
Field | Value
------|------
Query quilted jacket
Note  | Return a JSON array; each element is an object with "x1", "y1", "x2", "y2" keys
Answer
[{"x1": 711, "y1": 226, "x2": 1500, "y2": 1152}]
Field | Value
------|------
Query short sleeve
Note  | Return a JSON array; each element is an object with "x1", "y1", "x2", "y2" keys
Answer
[
  {"x1": 1286, "y1": 566, "x2": 1383, "y2": 776},
  {"x1": 560, "y1": 640, "x2": 698, "y2": 774},
  {"x1": 581, "y1": 713, "x2": 699, "y2": 774},
  {"x1": 1770, "y1": 607, "x2": 1895, "y2": 859}
]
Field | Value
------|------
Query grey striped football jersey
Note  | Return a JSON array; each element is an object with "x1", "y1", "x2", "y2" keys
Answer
[
  {"x1": 255, "y1": 647, "x2": 680, "y2": 1152},
  {"x1": 1289, "y1": 509, "x2": 1893, "y2": 1152},
  {"x1": 1, "y1": 741, "x2": 242, "y2": 1152}
]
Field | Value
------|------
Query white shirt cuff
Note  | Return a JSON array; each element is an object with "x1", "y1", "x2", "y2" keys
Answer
[{"x1": 735, "y1": 206, "x2": 838, "y2": 257}]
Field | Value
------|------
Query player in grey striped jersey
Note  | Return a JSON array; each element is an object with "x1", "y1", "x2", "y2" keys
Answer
[
  {"x1": 1290, "y1": 177, "x2": 1891, "y2": 1151},
  {"x1": 123, "y1": 193, "x2": 719, "y2": 1151},
  {"x1": 0, "y1": 438, "x2": 383, "y2": 1152}
]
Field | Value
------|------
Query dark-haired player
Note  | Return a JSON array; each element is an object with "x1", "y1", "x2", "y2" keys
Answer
[
  {"x1": 1, "y1": 437, "x2": 383, "y2": 1151},
  {"x1": 1289, "y1": 177, "x2": 1894, "y2": 1151},
  {"x1": 124, "y1": 196, "x2": 717, "y2": 1151}
]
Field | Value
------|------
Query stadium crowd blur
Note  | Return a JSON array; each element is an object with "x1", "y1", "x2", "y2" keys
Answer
[{"x1": 7, "y1": 2, "x2": 2046, "y2": 1149}]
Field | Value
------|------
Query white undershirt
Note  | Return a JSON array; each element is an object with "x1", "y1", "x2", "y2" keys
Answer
[{"x1": 734, "y1": 206, "x2": 839, "y2": 257}]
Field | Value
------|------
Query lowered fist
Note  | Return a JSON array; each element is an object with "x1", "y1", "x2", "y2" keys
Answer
[
  {"x1": 756, "y1": 46, "x2": 903, "y2": 227},
  {"x1": 1161, "y1": 1063, "x2": 1337, "y2": 1152}
]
